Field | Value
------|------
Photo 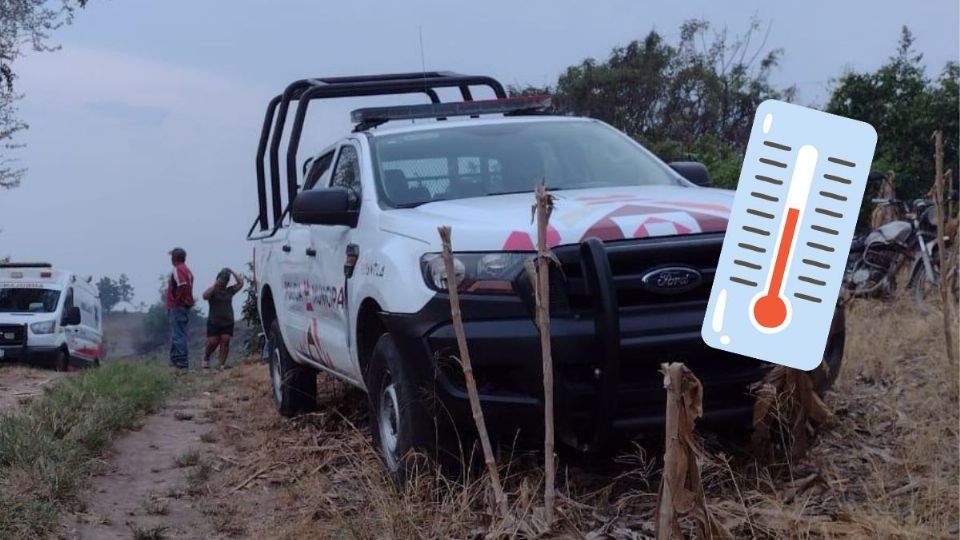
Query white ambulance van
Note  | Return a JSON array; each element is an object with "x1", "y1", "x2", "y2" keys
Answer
[{"x1": 0, "y1": 263, "x2": 104, "y2": 370}]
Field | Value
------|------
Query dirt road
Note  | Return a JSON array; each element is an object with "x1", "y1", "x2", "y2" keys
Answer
[
  {"x1": 0, "y1": 365, "x2": 66, "y2": 410},
  {"x1": 60, "y1": 390, "x2": 220, "y2": 540}
]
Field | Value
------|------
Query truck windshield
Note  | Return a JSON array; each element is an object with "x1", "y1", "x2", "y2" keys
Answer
[
  {"x1": 0, "y1": 288, "x2": 61, "y2": 313},
  {"x1": 372, "y1": 120, "x2": 683, "y2": 207}
]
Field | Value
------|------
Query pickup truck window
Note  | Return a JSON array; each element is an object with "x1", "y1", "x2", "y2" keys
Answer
[
  {"x1": 303, "y1": 150, "x2": 336, "y2": 190},
  {"x1": 331, "y1": 144, "x2": 361, "y2": 208},
  {"x1": 372, "y1": 120, "x2": 682, "y2": 208}
]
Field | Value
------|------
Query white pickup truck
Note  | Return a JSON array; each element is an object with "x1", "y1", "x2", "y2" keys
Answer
[{"x1": 248, "y1": 72, "x2": 845, "y2": 479}]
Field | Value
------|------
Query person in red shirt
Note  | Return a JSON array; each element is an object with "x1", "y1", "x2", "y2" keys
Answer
[{"x1": 166, "y1": 247, "x2": 195, "y2": 369}]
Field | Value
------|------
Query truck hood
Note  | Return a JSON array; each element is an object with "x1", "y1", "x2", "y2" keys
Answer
[{"x1": 379, "y1": 185, "x2": 733, "y2": 250}]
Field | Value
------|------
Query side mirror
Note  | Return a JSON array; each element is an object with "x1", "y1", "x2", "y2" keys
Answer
[
  {"x1": 291, "y1": 187, "x2": 359, "y2": 227},
  {"x1": 62, "y1": 306, "x2": 81, "y2": 326},
  {"x1": 669, "y1": 161, "x2": 711, "y2": 187}
]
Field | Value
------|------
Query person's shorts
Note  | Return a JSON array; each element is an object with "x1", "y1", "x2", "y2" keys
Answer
[{"x1": 207, "y1": 322, "x2": 234, "y2": 337}]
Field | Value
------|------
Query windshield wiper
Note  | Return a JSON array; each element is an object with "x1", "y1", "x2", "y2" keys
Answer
[{"x1": 487, "y1": 186, "x2": 565, "y2": 197}]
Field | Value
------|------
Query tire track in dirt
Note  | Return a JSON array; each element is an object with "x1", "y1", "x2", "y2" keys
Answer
[{"x1": 60, "y1": 378, "x2": 227, "y2": 540}]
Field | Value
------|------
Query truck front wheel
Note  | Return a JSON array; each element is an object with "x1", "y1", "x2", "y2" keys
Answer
[
  {"x1": 268, "y1": 320, "x2": 317, "y2": 417},
  {"x1": 365, "y1": 333, "x2": 438, "y2": 484}
]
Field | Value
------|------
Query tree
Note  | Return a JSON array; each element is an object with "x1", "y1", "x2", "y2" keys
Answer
[
  {"x1": 96, "y1": 274, "x2": 134, "y2": 312},
  {"x1": 827, "y1": 26, "x2": 959, "y2": 223},
  {"x1": 95, "y1": 276, "x2": 118, "y2": 311},
  {"x1": 0, "y1": 0, "x2": 89, "y2": 189},
  {"x1": 511, "y1": 18, "x2": 793, "y2": 188}
]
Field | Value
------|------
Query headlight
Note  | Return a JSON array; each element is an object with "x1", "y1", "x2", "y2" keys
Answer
[
  {"x1": 420, "y1": 252, "x2": 529, "y2": 294},
  {"x1": 30, "y1": 320, "x2": 56, "y2": 334}
]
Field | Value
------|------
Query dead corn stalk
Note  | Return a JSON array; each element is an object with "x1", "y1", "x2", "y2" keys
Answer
[
  {"x1": 749, "y1": 366, "x2": 832, "y2": 461},
  {"x1": 932, "y1": 130, "x2": 957, "y2": 366},
  {"x1": 655, "y1": 362, "x2": 725, "y2": 540},
  {"x1": 438, "y1": 226, "x2": 509, "y2": 518},
  {"x1": 870, "y1": 171, "x2": 898, "y2": 229},
  {"x1": 531, "y1": 183, "x2": 557, "y2": 525}
]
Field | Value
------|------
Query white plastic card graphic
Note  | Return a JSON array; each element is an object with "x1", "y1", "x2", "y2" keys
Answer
[{"x1": 702, "y1": 100, "x2": 877, "y2": 370}]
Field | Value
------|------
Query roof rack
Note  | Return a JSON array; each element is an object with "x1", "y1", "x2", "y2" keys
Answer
[
  {"x1": 0, "y1": 262, "x2": 52, "y2": 268},
  {"x1": 350, "y1": 95, "x2": 552, "y2": 131},
  {"x1": 250, "y1": 72, "x2": 507, "y2": 238}
]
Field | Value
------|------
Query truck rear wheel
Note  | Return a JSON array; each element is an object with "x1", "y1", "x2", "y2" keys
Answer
[
  {"x1": 365, "y1": 333, "x2": 438, "y2": 484},
  {"x1": 268, "y1": 320, "x2": 316, "y2": 417}
]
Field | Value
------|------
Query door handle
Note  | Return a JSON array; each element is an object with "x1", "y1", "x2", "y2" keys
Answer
[
  {"x1": 305, "y1": 248, "x2": 317, "y2": 257},
  {"x1": 282, "y1": 244, "x2": 291, "y2": 253}
]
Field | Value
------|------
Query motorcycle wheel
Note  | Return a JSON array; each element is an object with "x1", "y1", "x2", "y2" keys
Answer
[{"x1": 907, "y1": 256, "x2": 940, "y2": 302}]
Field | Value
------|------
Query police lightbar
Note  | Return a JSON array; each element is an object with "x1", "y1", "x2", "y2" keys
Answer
[
  {"x1": 0, "y1": 262, "x2": 52, "y2": 268},
  {"x1": 350, "y1": 95, "x2": 552, "y2": 126}
]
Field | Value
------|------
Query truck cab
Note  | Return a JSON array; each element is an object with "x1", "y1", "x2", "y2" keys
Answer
[
  {"x1": 0, "y1": 263, "x2": 104, "y2": 371},
  {"x1": 248, "y1": 73, "x2": 845, "y2": 480}
]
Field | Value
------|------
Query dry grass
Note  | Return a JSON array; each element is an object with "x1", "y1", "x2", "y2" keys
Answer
[
  {"x1": 186, "y1": 295, "x2": 958, "y2": 539},
  {"x1": 701, "y1": 295, "x2": 959, "y2": 538},
  {"x1": 141, "y1": 491, "x2": 169, "y2": 516}
]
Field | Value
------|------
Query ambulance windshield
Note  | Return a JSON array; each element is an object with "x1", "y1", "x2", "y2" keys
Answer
[{"x1": 0, "y1": 288, "x2": 61, "y2": 313}]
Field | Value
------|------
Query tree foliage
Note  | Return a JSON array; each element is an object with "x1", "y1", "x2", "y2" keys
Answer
[
  {"x1": 95, "y1": 273, "x2": 134, "y2": 312},
  {"x1": 512, "y1": 21, "x2": 957, "y2": 229},
  {"x1": 513, "y1": 18, "x2": 792, "y2": 188},
  {"x1": 0, "y1": 0, "x2": 88, "y2": 189},
  {"x1": 827, "y1": 27, "x2": 959, "y2": 204}
]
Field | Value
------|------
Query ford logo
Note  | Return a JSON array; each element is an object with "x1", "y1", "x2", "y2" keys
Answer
[{"x1": 641, "y1": 266, "x2": 703, "y2": 294}]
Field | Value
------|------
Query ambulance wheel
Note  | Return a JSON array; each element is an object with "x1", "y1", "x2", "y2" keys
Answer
[
  {"x1": 268, "y1": 320, "x2": 316, "y2": 417},
  {"x1": 53, "y1": 350, "x2": 69, "y2": 372}
]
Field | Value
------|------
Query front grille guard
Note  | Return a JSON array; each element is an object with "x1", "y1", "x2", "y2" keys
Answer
[
  {"x1": 537, "y1": 233, "x2": 723, "y2": 450},
  {"x1": 577, "y1": 238, "x2": 621, "y2": 450}
]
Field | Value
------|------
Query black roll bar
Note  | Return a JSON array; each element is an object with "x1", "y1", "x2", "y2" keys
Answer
[
  {"x1": 251, "y1": 72, "x2": 507, "y2": 236},
  {"x1": 284, "y1": 74, "x2": 507, "y2": 208},
  {"x1": 255, "y1": 95, "x2": 281, "y2": 230}
]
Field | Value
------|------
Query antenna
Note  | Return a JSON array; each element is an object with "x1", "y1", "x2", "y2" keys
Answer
[
  {"x1": 418, "y1": 26, "x2": 427, "y2": 73},
  {"x1": 418, "y1": 26, "x2": 428, "y2": 122},
  {"x1": 418, "y1": 26, "x2": 427, "y2": 88}
]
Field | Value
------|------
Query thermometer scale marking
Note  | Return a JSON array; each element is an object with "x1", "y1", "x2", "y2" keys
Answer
[{"x1": 749, "y1": 144, "x2": 818, "y2": 332}]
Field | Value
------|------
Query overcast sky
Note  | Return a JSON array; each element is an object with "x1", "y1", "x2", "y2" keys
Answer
[{"x1": 0, "y1": 0, "x2": 957, "y2": 308}]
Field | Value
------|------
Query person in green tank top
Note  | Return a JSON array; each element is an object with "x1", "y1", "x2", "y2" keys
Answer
[{"x1": 201, "y1": 268, "x2": 244, "y2": 370}]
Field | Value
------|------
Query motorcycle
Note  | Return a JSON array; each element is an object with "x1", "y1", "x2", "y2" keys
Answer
[{"x1": 844, "y1": 197, "x2": 944, "y2": 299}]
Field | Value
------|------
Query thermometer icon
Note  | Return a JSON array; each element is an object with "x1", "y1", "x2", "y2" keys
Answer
[
  {"x1": 702, "y1": 100, "x2": 876, "y2": 370},
  {"x1": 749, "y1": 145, "x2": 817, "y2": 333}
]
